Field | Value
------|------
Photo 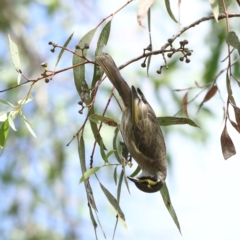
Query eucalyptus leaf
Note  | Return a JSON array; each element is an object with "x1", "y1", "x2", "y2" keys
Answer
[{"x1": 158, "y1": 116, "x2": 199, "y2": 128}]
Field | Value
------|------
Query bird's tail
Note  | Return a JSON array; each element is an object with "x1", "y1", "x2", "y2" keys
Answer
[{"x1": 96, "y1": 54, "x2": 131, "y2": 108}]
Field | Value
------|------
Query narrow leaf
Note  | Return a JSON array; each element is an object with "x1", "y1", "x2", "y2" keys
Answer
[
  {"x1": 89, "y1": 113, "x2": 118, "y2": 127},
  {"x1": 0, "y1": 120, "x2": 9, "y2": 150},
  {"x1": 7, "y1": 114, "x2": 17, "y2": 131},
  {"x1": 106, "y1": 149, "x2": 115, "y2": 161},
  {"x1": 0, "y1": 113, "x2": 7, "y2": 122},
  {"x1": 89, "y1": 108, "x2": 107, "y2": 150},
  {"x1": 209, "y1": 0, "x2": 219, "y2": 21},
  {"x1": 198, "y1": 85, "x2": 218, "y2": 112},
  {"x1": 8, "y1": 35, "x2": 21, "y2": 73},
  {"x1": 99, "y1": 140, "x2": 107, "y2": 162},
  {"x1": 113, "y1": 127, "x2": 122, "y2": 164},
  {"x1": 160, "y1": 183, "x2": 181, "y2": 234},
  {"x1": 129, "y1": 165, "x2": 141, "y2": 177},
  {"x1": 73, "y1": 27, "x2": 97, "y2": 104},
  {"x1": 79, "y1": 166, "x2": 101, "y2": 184},
  {"x1": 226, "y1": 73, "x2": 236, "y2": 105},
  {"x1": 78, "y1": 135, "x2": 98, "y2": 211},
  {"x1": 220, "y1": 124, "x2": 236, "y2": 160},
  {"x1": 87, "y1": 203, "x2": 98, "y2": 239},
  {"x1": 229, "y1": 119, "x2": 240, "y2": 133},
  {"x1": 0, "y1": 99, "x2": 15, "y2": 107},
  {"x1": 146, "y1": 9, "x2": 152, "y2": 76},
  {"x1": 182, "y1": 92, "x2": 188, "y2": 118},
  {"x1": 137, "y1": 0, "x2": 154, "y2": 28},
  {"x1": 55, "y1": 32, "x2": 74, "y2": 67},
  {"x1": 158, "y1": 116, "x2": 199, "y2": 128},
  {"x1": 114, "y1": 166, "x2": 118, "y2": 185},
  {"x1": 120, "y1": 142, "x2": 130, "y2": 194},
  {"x1": 231, "y1": 104, "x2": 240, "y2": 126},
  {"x1": 117, "y1": 170, "x2": 124, "y2": 203},
  {"x1": 164, "y1": 0, "x2": 178, "y2": 23},
  {"x1": 92, "y1": 21, "x2": 111, "y2": 87},
  {"x1": 99, "y1": 181, "x2": 127, "y2": 228}
]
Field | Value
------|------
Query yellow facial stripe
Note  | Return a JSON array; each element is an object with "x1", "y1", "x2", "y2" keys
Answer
[{"x1": 138, "y1": 179, "x2": 158, "y2": 186}]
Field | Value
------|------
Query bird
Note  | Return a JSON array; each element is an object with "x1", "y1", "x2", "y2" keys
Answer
[{"x1": 96, "y1": 54, "x2": 167, "y2": 193}]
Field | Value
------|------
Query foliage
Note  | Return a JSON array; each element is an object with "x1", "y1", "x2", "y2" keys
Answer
[{"x1": 1, "y1": 0, "x2": 240, "y2": 239}]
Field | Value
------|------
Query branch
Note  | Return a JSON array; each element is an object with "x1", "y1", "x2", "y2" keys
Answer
[{"x1": 119, "y1": 13, "x2": 240, "y2": 69}]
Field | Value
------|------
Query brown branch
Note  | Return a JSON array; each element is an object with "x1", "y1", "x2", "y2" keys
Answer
[{"x1": 118, "y1": 13, "x2": 240, "y2": 70}]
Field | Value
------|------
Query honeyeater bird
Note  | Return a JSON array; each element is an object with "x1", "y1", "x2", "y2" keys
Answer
[{"x1": 96, "y1": 54, "x2": 167, "y2": 193}]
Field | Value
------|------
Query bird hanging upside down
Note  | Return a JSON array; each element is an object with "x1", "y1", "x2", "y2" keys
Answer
[{"x1": 96, "y1": 54, "x2": 167, "y2": 193}]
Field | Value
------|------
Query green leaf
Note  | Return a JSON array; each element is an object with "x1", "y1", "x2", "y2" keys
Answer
[
  {"x1": 24, "y1": 121, "x2": 37, "y2": 138},
  {"x1": 73, "y1": 27, "x2": 97, "y2": 104},
  {"x1": 164, "y1": 0, "x2": 178, "y2": 23},
  {"x1": 87, "y1": 204, "x2": 98, "y2": 238},
  {"x1": 8, "y1": 35, "x2": 21, "y2": 73},
  {"x1": 113, "y1": 166, "x2": 118, "y2": 185},
  {"x1": 0, "y1": 112, "x2": 8, "y2": 122},
  {"x1": 78, "y1": 134, "x2": 98, "y2": 211},
  {"x1": 160, "y1": 183, "x2": 181, "y2": 234},
  {"x1": 157, "y1": 116, "x2": 199, "y2": 128},
  {"x1": 92, "y1": 20, "x2": 112, "y2": 87},
  {"x1": 55, "y1": 32, "x2": 74, "y2": 67},
  {"x1": 0, "y1": 120, "x2": 9, "y2": 154},
  {"x1": 99, "y1": 181, "x2": 127, "y2": 229},
  {"x1": 218, "y1": 0, "x2": 232, "y2": 13},
  {"x1": 7, "y1": 114, "x2": 17, "y2": 131},
  {"x1": 146, "y1": 8, "x2": 152, "y2": 77},
  {"x1": 89, "y1": 108, "x2": 107, "y2": 150},
  {"x1": 226, "y1": 31, "x2": 240, "y2": 54},
  {"x1": 99, "y1": 140, "x2": 107, "y2": 162},
  {"x1": 129, "y1": 165, "x2": 141, "y2": 177},
  {"x1": 117, "y1": 170, "x2": 124, "y2": 203},
  {"x1": 0, "y1": 99, "x2": 15, "y2": 107},
  {"x1": 209, "y1": 0, "x2": 219, "y2": 21},
  {"x1": 113, "y1": 127, "x2": 122, "y2": 164},
  {"x1": 89, "y1": 113, "x2": 118, "y2": 127},
  {"x1": 79, "y1": 166, "x2": 101, "y2": 184}
]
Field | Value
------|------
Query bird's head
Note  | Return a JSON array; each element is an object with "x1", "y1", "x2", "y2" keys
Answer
[{"x1": 127, "y1": 176, "x2": 164, "y2": 193}]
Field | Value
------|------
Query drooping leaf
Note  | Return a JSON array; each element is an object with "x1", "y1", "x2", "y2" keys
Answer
[
  {"x1": 0, "y1": 99, "x2": 15, "y2": 107},
  {"x1": 106, "y1": 149, "x2": 116, "y2": 161},
  {"x1": 92, "y1": 21, "x2": 111, "y2": 87},
  {"x1": 129, "y1": 165, "x2": 141, "y2": 177},
  {"x1": 137, "y1": 0, "x2": 154, "y2": 28},
  {"x1": 220, "y1": 124, "x2": 236, "y2": 160},
  {"x1": 0, "y1": 120, "x2": 9, "y2": 154},
  {"x1": 55, "y1": 32, "x2": 74, "y2": 67},
  {"x1": 164, "y1": 0, "x2": 178, "y2": 23},
  {"x1": 0, "y1": 113, "x2": 7, "y2": 122},
  {"x1": 218, "y1": 0, "x2": 232, "y2": 13},
  {"x1": 160, "y1": 183, "x2": 181, "y2": 234},
  {"x1": 99, "y1": 140, "x2": 107, "y2": 163},
  {"x1": 229, "y1": 118, "x2": 240, "y2": 133},
  {"x1": 73, "y1": 27, "x2": 97, "y2": 104},
  {"x1": 99, "y1": 181, "x2": 127, "y2": 229},
  {"x1": 7, "y1": 114, "x2": 17, "y2": 131},
  {"x1": 181, "y1": 92, "x2": 188, "y2": 118},
  {"x1": 113, "y1": 127, "x2": 122, "y2": 164},
  {"x1": 117, "y1": 170, "x2": 124, "y2": 203},
  {"x1": 79, "y1": 166, "x2": 101, "y2": 184},
  {"x1": 8, "y1": 35, "x2": 21, "y2": 75},
  {"x1": 87, "y1": 204, "x2": 98, "y2": 239},
  {"x1": 226, "y1": 73, "x2": 236, "y2": 105},
  {"x1": 209, "y1": 0, "x2": 219, "y2": 21},
  {"x1": 78, "y1": 134, "x2": 98, "y2": 211},
  {"x1": 198, "y1": 85, "x2": 218, "y2": 112},
  {"x1": 120, "y1": 142, "x2": 130, "y2": 194},
  {"x1": 231, "y1": 104, "x2": 240, "y2": 126},
  {"x1": 89, "y1": 113, "x2": 118, "y2": 127},
  {"x1": 146, "y1": 9, "x2": 152, "y2": 76},
  {"x1": 158, "y1": 116, "x2": 199, "y2": 128},
  {"x1": 113, "y1": 166, "x2": 118, "y2": 185},
  {"x1": 20, "y1": 112, "x2": 37, "y2": 137},
  {"x1": 89, "y1": 107, "x2": 107, "y2": 150},
  {"x1": 226, "y1": 31, "x2": 240, "y2": 54}
]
